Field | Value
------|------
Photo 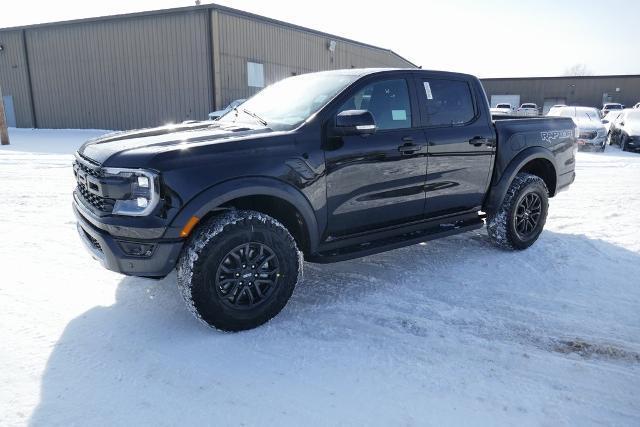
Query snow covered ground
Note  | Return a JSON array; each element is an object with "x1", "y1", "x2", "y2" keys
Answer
[{"x1": 1, "y1": 128, "x2": 639, "y2": 426}]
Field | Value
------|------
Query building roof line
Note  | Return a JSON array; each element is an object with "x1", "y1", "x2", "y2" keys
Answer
[
  {"x1": 481, "y1": 74, "x2": 640, "y2": 81},
  {"x1": 0, "y1": 3, "x2": 417, "y2": 67}
]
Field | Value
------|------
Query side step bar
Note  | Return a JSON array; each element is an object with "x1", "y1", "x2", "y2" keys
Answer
[{"x1": 307, "y1": 218, "x2": 484, "y2": 263}]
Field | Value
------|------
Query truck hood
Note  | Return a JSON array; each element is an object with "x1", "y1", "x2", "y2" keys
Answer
[{"x1": 78, "y1": 122, "x2": 272, "y2": 165}]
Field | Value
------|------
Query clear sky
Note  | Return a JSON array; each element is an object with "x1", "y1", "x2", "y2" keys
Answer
[{"x1": 1, "y1": 0, "x2": 638, "y2": 78}]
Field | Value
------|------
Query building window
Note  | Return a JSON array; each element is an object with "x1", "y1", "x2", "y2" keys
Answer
[{"x1": 247, "y1": 62, "x2": 264, "y2": 88}]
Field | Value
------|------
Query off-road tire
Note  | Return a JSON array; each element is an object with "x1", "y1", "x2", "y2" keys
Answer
[
  {"x1": 177, "y1": 210, "x2": 302, "y2": 332},
  {"x1": 487, "y1": 173, "x2": 549, "y2": 250}
]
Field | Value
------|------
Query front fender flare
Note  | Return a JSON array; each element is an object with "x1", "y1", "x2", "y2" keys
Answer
[
  {"x1": 165, "y1": 177, "x2": 319, "y2": 252},
  {"x1": 483, "y1": 147, "x2": 558, "y2": 215}
]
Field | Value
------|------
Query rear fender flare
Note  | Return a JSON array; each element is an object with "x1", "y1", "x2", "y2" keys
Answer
[{"x1": 483, "y1": 147, "x2": 557, "y2": 215}]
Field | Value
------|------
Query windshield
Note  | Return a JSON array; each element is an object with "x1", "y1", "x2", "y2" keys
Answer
[
  {"x1": 218, "y1": 73, "x2": 359, "y2": 131},
  {"x1": 521, "y1": 104, "x2": 536, "y2": 108},
  {"x1": 496, "y1": 104, "x2": 510, "y2": 108},
  {"x1": 605, "y1": 104, "x2": 623, "y2": 109}
]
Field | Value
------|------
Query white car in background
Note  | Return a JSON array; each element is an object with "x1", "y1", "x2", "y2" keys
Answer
[
  {"x1": 601, "y1": 103, "x2": 623, "y2": 117},
  {"x1": 548, "y1": 106, "x2": 607, "y2": 151},
  {"x1": 517, "y1": 103, "x2": 539, "y2": 116},
  {"x1": 602, "y1": 110, "x2": 623, "y2": 133},
  {"x1": 489, "y1": 103, "x2": 513, "y2": 116},
  {"x1": 634, "y1": 102, "x2": 640, "y2": 109},
  {"x1": 208, "y1": 99, "x2": 247, "y2": 120},
  {"x1": 546, "y1": 104, "x2": 567, "y2": 116}
]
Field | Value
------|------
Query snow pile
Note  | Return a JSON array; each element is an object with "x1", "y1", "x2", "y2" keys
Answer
[{"x1": 0, "y1": 129, "x2": 638, "y2": 426}]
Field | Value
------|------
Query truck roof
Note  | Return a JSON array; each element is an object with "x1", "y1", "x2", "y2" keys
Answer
[{"x1": 304, "y1": 68, "x2": 478, "y2": 81}]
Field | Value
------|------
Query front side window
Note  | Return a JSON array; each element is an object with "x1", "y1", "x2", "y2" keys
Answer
[
  {"x1": 421, "y1": 79, "x2": 475, "y2": 126},
  {"x1": 338, "y1": 79, "x2": 412, "y2": 130}
]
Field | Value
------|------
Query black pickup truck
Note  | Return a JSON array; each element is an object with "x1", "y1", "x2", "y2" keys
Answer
[{"x1": 73, "y1": 68, "x2": 576, "y2": 331}]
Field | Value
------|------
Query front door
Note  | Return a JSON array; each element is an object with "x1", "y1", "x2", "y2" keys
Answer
[
  {"x1": 415, "y1": 77, "x2": 495, "y2": 218},
  {"x1": 324, "y1": 77, "x2": 427, "y2": 238}
]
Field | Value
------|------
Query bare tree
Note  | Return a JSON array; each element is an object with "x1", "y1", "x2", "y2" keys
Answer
[
  {"x1": 564, "y1": 64, "x2": 593, "y2": 77},
  {"x1": 0, "y1": 85, "x2": 9, "y2": 146}
]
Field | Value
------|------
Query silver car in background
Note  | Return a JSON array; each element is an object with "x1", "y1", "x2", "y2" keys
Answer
[
  {"x1": 548, "y1": 106, "x2": 607, "y2": 151},
  {"x1": 208, "y1": 99, "x2": 247, "y2": 120}
]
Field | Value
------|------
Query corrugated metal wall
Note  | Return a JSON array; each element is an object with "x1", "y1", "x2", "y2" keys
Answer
[
  {"x1": 0, "y1": 30, "x2": 34, "y2": 127},
  {"x1": 0, "y1": 6, "x2": 414, "y2": 130},
  {"x1": 482, "y1": 76, "x2": 640, "y2": 110},
  {"x1": 24, "y1": 11, "x2": 211, "y2": 130},
  {"x1": 216, "y1": 11, "x2": 412, "y2": 106}
]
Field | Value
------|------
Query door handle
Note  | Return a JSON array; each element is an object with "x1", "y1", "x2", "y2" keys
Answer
[
  {"x1": 398, "y1": 143, "x2": 422, "y2": 155},
  {"x1": 401, "y1": 136, "x2": 414, "y2": 142},
  {"x1": 468, "y1": 136, "x2": 487, "y2": 147}
]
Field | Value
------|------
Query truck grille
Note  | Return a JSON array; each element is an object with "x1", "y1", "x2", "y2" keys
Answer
[
  {"x1": 75, "y1": 158, "x2": 103, "y2": 178},
  {"x1": 73, "y1": 158, "x2": 115, "y2": 214},
  {"x1": 77, "y1": 183, "x2": 115, "y2": 212}
]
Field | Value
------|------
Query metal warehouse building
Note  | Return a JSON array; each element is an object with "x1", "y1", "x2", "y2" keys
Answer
[
  {"x1": 0, "y1": 4, "x2": 415, "y2": 130},
  {"x1": 482, "y1": 75, "x2": 640, "y2": 115}
]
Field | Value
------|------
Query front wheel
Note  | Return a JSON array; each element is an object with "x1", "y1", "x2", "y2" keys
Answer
[
  {"x1": 177, "y1": 210, "x2": 302, "y2": 332},
  {"x1": 487, "y1": 173, "x2": 549, "y2": 250}
]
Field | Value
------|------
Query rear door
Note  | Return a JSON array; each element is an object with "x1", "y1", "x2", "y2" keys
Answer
[
  {"x1": 324, "y1": 75, "x2": 427, "y2": 238},
  {"x1": 414, "y1": 76, "x2": 495, "y2": 218}
]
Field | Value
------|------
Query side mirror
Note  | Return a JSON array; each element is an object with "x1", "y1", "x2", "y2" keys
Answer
[
  {"x1": 620, "y1": 122, "x2": 625, "y2": 127},
  {"x1": 335, "y1": 110, "x2": 376, "y2": 135}
]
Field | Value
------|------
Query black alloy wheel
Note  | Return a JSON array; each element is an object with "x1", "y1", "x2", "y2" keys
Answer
[
  {"x1": 215, "y1": 242, "x2": 280, "y2": 310},
  {"x1": 514, "y1": 192, "x2": 542, "y2": 239}
]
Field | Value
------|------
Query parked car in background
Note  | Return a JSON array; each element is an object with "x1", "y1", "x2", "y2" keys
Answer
[
  {"x1": 490, "y1": 103, "x2": 513, "y2": 116},
  {"x1": 517, "y1": 103, "x2": 539, "y2": 116},
  {"x1": 208, "y1": 99, "x2": 246, "y2": 120},
  {"x1": 634, "y1": 102, "x2": 640, "y2": 109},
  {"x1": 608, "y1": 109, "x2": 640, "y2": 151},
  {"x1": 548, "y1": 106, "x2": 607, "y2": 151},
  {"x1": 546, "y1": 104, "x2": 567, "y2": 116},
  {"x1": 601, "y1": 103, "x2": 623, "y2": 117},
  {"x1": 602, "y1": 110, "x2": 623, "y2": 133}
]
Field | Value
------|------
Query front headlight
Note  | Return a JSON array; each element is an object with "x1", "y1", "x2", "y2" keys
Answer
[{"x1": 102, "y1": 168, "x2": 160, "y2": 216}]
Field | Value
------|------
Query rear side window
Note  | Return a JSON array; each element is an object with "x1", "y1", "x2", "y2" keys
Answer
[
  {"x1": 420, "y1": 79, "x2": 475, "y2": 126},
  {"x1": 339, "y1": 79, "x2": 411, "y2": 130}
]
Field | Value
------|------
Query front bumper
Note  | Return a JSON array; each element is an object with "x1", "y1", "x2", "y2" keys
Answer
[{"x1": 74, "y1": 202, "x2": 183, "y2": 278}]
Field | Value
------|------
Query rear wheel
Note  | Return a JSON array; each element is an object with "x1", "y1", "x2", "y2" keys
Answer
[
  {"x1": 487, "y1": 173, "x2": 549, "y2": 250},
  {"x1": 177, "y1": 210, "x2": 302, "y2": 331}
]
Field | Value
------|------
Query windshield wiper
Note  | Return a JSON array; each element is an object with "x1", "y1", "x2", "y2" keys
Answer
[{"x1": 239, "y1": 108, "x2": 268, "y2": 126}]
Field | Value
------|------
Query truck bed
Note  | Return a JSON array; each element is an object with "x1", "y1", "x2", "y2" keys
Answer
[{"x1": 491, "y1": 115, "x2": 576, "y2": 191}]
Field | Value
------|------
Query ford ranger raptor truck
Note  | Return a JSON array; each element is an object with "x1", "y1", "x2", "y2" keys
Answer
[{"x1": 72, "y1": 69, "x2": 577, "y2": 331}]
